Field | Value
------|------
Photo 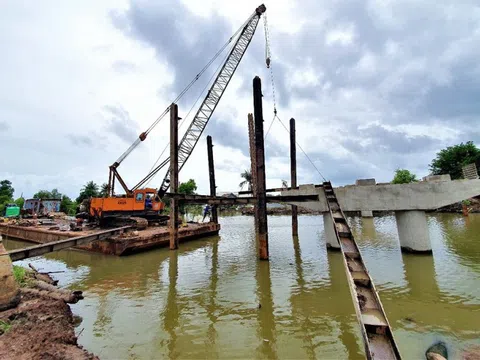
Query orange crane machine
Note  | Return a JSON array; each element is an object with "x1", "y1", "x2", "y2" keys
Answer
[{"x1": 79, "y1": 4, "x2": 268, "y2": 228}]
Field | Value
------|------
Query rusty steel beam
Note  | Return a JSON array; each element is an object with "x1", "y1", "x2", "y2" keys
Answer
[
  {"x1": 8, "y1": 226, "x2": 131, "y2": 262},
  {"x1": 238, "y1": 184, "x2": 323, "y2": 195},
  {"x1": 253, "y1": 76, "x2": 269, "y2": 260},
  {"x1": 207, "y1": 135, "x2": 218, "y2": 224},
  {"x1": 290, "y1": 118, "x2": 298, "y2": 237},
  {"x1": 165, "y1": 193, "x2": 318, "y2": 205},
  {"x1": 169, "y1": 103, "x2": 179, "y2": 250},
  {"x1": 323, "y1": 181, "x2": 401, "y2": 360}
]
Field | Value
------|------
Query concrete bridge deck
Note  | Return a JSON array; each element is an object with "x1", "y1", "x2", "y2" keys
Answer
[
  {"x1": 281, "y1": 179, "x2": 480, "y2": 253},
  {"x1": 280, "y1": 179, "x2": 480, "y2": 212}
]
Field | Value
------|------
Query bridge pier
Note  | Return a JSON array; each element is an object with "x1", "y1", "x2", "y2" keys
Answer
[
  {"x1": 361, "y1": 210, "x2": 373, "y2": 218},
  {"x1": 323, "y1": 213, "x2": 340, "y2": 250},
  {"x1": 395, "y1": 210, "x2": 432, "y2": 253}
]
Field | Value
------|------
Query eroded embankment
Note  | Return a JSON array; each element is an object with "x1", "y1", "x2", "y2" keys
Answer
[{"x1": 0, "y1": 266, "x2": 97, "y2": 360}]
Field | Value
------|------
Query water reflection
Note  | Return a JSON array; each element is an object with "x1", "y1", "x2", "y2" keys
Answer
[
  {"x1": 3, "y1": 214, "x2": 480, "y2": 359},
  {"x1": 361, "y1": 217, "x2": 376, "y2": 240},
  {"x1": 256, "y1": 260, "x2": 277, "y2": 358},
  {"x1": 164, "y1": 251, "x2": 179, "y2": 359}
]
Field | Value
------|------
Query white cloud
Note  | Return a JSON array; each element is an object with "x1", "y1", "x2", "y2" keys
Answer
[
  {"x1": 1, "y1": 0, "x2": 480, "y2": 200},
  {"x1": 325, "y1": 25, "x2": 356, "y2": 46}
]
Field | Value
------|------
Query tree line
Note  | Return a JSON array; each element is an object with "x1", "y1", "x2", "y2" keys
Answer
[
  {"x1": 1, "y1": 141, "x2": 478, "y2": 214},
  {"x1": 393, "y1": 141, "x2": 480, "y2": 184},
  {"x1": 0, "y1": 180, "x2": 109, "y2": 216},
  {"x1": 0, "y1": 178, "x2": 199, "y2": 216}
]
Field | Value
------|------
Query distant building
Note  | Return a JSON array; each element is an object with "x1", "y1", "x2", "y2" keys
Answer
[
  {"x1": 217, "y1": 192, "x2": 237, "y2": 198},
  {"x1": 23, "y1": 199, "x2": 61, "y2": 216}
]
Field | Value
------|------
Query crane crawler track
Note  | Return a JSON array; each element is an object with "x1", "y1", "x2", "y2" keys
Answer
[{"x1": 323, "y1": 181, "x2": 402, "y2": 360}]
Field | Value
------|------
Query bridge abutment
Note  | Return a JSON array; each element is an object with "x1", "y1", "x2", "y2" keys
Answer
[
  {"x1": 323, "y1": 213, "x2": 340, "y2": 250},
  {"x1": 395, "y1": 210, "x2": 432, "y2": 253},
  {"x1": 0, "y1": 237, "x2": 20, "y2": 311}
]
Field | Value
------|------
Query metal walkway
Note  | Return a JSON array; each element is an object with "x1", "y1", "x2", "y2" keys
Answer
[
  {"x1": 323, "y1": 182, "x2": 401, "y2": 359},
  {"x1": 8, "y1": 226, "x2": 131, "y2": 262}
]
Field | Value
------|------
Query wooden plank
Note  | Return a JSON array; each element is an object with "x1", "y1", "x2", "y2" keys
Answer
[{"x1": 8, "y1": 226, "x2": 131, "y2": 261}]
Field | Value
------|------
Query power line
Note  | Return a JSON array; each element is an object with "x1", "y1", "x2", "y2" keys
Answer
[{"x1": 274, "y1": 115, "x2": 328, "y2": 182}]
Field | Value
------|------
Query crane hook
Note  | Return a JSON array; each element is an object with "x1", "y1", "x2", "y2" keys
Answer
[{"x1": 266, "y1": 57, "x2": 271, "y2": 68}]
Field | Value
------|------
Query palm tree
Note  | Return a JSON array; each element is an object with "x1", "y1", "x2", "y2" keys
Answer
[
  {"x1": 239, "y1": 170, "x2": 252, "y2": 191},
  {"x1": 76, "y1": 181, "x2": 99, "y2": 203},
  {"x1": 99, "y1": 183, "x2": 109, "y2": 197},
  {"x1": 281, "y1": 180, "x2": 288, "y2": 189}
]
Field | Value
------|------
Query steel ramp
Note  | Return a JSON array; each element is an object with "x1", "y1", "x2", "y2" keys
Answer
[{"x1": 323, "y1": 182, "x2": 401, "y2": 359}]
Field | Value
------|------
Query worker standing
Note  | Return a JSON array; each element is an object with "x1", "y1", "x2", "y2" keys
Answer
[
  {"x1": 202, "y1": 204, "x2": 211, "y2": 223},
  {"x1": 145, "y1": 195, "x2": 152, "y2": 209}
]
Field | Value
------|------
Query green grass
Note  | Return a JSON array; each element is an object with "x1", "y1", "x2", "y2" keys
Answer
[
  {"x1": 0, "y1": 320, "x2": 11, "y2": 335},
  {"x1": 12, "y1": 265, "x2": 27, "y2": 286}
]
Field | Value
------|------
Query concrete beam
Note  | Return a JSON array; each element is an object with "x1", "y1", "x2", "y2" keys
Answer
[{"x1": 281, "y1": 180, "x2": 480, "y2": 212}]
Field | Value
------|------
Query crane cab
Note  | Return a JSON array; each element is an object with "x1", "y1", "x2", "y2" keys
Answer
[{"x1": 89, "y1": 188, "x2": 165, "y2": 221}]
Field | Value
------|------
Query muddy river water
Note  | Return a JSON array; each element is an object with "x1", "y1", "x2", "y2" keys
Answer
[{"x1": 4, "y1": 213, "x2": 480, "y2": 359}]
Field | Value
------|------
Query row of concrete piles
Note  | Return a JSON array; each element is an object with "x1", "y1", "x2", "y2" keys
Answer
[
  {"x1": 166, "y1": 76, "x2": 302, "y2": 260},
  {"x1": 164, "y1": 74, "x2": 441, "y2": 260},
  {"x1": 249, "y1": 76, "x2": 300, "y2": 260}
]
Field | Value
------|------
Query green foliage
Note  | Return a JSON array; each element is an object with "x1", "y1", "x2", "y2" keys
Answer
[
  {"x1": 60, "y1": 195, "x2": 77, "y2": 215},
  {"x1": 178, "y1": 179, "x2": 197, "y2": 195},
  {"x1": 33, "y1": 188, "x2": 62, "y2": 199},
  {"x1": 178, "y1": 179, "x2": 197, "y2": 214},
  {"x1": 392, "y1": 169, "x2": 417, "y2": 184},
  {"x1": 239, "y1": 170, "x2": 252, "y2": 190},
  {"x1": 99, "y1": 183, "x2": 109, "y2": 197},
  {"x1": 13, "y1": 265, "x2": 27, "y2": 285},
  {"x1": 0, "y1": 180, "x2": 14, "y2": 199},
  {"x1": 0, "y1": 180, "x2": 14, "y2": 214},
  {"x1": 76, "y1": 181, "x2": 99, "y2": 203},
  {"x1": 0, "y1": 320, "x2": 11, "y2": 335},
  {"x1": 430, "y1": 141, "x2": 480, "y2": 180},
  {"x1": 14, "y1": 197, "x2": 25, "y2": 209}
]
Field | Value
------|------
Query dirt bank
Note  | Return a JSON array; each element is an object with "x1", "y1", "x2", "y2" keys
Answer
[
  {"x1": 0, "y1": 268, "x2": 97, "y2": 360},
  {"x1": 436, "y1": 196, "x2": 480, "y2": 214}
]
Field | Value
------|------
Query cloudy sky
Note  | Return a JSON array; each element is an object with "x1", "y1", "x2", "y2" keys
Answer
[{"x1": 1, "y1": 0, "x2": 479, "y2": 199}]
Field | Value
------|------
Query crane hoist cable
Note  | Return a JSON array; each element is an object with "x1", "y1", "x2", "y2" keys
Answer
[
  {"x1": 263, "y1": 14, "x2": 277, "y2": 140},
  {"x1": 273, "y1": 114, "x2": 328, "y2": 182},
  {"x1": 261, "y1": 15, "x2": 327, "y2": 182}
]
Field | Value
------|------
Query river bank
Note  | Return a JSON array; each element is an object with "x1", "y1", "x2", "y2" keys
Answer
[{"x1": 0, "y1": 264, "x2": 97, "y2": 360}]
